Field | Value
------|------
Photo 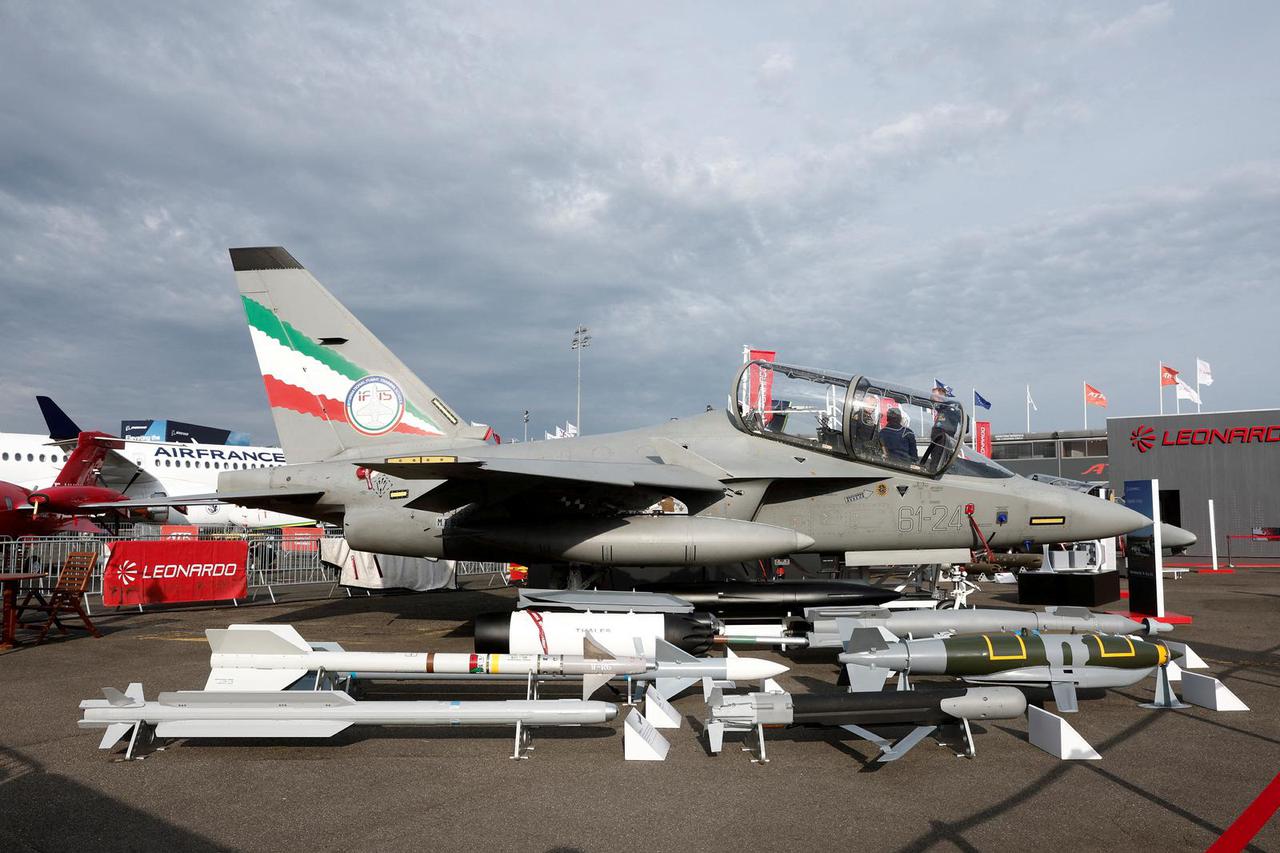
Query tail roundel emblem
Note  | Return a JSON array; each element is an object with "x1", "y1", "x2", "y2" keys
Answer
[{"x1": 345, "y1": 375, "x2": 406, "y2": 436}]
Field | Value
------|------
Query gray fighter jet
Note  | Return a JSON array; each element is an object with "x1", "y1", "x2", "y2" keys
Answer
[{"x1": 101, "y1": 247, "x2": 1171, "y2": 566}]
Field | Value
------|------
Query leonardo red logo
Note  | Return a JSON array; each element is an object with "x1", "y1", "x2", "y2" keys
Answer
[{"x1": 1130, "y1": 425, "x2": 1156, "y2": 453}]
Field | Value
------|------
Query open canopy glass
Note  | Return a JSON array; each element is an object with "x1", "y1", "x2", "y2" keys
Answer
[{"x1": 733, "y1": 361, "x2": 967, "y2": 476}]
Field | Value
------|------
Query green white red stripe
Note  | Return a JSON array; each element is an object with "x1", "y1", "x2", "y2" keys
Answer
[{"x1": 242, "y1": 295, "x2": 443, "y2": 437}]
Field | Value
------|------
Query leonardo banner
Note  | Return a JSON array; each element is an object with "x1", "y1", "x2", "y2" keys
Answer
[{"x1": 102, "y1": 540, "x2": 249, "y2": 606}]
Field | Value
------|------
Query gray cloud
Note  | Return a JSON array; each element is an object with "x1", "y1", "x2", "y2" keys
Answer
[{"x1": 0, "y1": 2, "x2": 1276, "y2": 446}]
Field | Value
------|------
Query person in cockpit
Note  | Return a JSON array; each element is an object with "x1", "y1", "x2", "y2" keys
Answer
[
  {"x1": 921, "y1": 403, "x2": 962, "y2": 471},
  {"x1": 880, "y1": 407, "x2": 917, "y2": 462}
]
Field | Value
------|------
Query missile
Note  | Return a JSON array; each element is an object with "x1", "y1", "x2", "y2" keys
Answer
[
  {"x1": 803, "y1": 605, "x2": 1172, "y2": 649},
  {"x1": 474, "y1": 609, "x2": 719, "y2": 657},
  {"x1": 205, "y1": 624, "x2": 651, "y2": 699},
  {"x1": 79, "y1": 683, "x2": 618, "y2": 756},
  {"x1": 838, "y1": 630, "x2": 1171, "y2": 711},
  {"x1": 346, "y1": 639, "x2": 790, "y2": 700},
  {"x1": 632, "y1": 579, "x2": 900, "y2": 619},
  {"x1": 705, "y1": 682, "x2": 1026, "y2": 762}
]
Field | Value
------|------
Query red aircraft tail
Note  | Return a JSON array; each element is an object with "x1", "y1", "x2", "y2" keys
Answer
[{"x1": 52, "y1": 431, "x2": 121, "y2": 487}]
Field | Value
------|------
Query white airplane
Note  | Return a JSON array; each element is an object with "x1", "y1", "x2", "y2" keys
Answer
[{"x1": 0, "y1": 398, "x2": 311, "y2": 529}]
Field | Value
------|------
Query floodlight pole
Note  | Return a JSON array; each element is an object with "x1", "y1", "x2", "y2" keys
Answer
[{"x1": 571, "y1": 325, "x2": 591, "y2": 434}]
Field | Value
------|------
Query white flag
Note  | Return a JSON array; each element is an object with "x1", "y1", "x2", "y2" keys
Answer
[
  {"x1": 1197, "y1": 358, "x2": 1213, "y2": 387},
  {"x1": 1026, "y1": 386, "x2": 1038, "y2": 411},
  {"x1": 564, "y1": 422, "x2": 579, "y2": 437},
  {"x1": 554, "y1": 426, "x2": 565, "y2": 439},
  {"x1": 544, "y1": 431, "x2": 554, "y2": 441},
  {"x1": 1176, "y1": 378, "x2": 1201, "y2": 405}
]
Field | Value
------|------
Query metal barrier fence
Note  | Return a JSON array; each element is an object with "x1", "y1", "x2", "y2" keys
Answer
[{"x1": 0, "y1": 530, "x2": 511, "y2": 611}]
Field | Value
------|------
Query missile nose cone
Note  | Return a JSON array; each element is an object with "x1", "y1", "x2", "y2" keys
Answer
[
  {"x1": 794, "y1": 532, "x2": 816, "y2": 550},
  {"x1": 726, "y1": 656, "x2": 790, "y2": 681},
  {"x1": 604, "y1": 703, "x2": 618, "y2": 722}
]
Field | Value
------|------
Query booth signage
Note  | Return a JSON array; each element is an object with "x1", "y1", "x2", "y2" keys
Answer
[
  {"x1": 103, "y1": 540, "x2": 249, "y2": 606},
  {"x1": 1130, "y1": 423, "x2": 1280, "y2": 454},
  {"x1": 1123, "y1": 479, "x2": 1164, "y2": 617}
]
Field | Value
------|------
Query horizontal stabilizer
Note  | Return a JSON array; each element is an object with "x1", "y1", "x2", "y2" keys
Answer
[
  {"x1": 204, "y1": 668, "x2": 312, "y2": 692},
  {"x1": 209, "y1": 624, "x2": 311, "y2": 655},
  {"x1": 155, "y1": 720, "x2": 352, "y2": 740},
  {"x1": 75, "y1": 488, "x2": 323, "y2": 510}
]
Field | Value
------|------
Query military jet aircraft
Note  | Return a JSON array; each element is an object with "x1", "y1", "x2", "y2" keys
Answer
[{"x1": 98, "y1": 247, "x2": 1176, "y2": 567}]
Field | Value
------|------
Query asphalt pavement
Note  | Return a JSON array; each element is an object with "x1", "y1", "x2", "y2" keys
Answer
[{"x1": 1, "y1": 571, "x2": 1277, "y2": 852}]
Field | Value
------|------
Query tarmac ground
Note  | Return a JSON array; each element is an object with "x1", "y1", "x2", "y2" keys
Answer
[{"x1": 1, "y1": 569, "x2": 1277, "y2": 852}]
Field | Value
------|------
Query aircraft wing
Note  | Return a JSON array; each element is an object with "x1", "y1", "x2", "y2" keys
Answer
[
  {"x1": 74, "y1": 489, "x2": 324, "y2": 510},
  {"x1": 362, "y1": 456, "x2": 725, "y2": 493}
]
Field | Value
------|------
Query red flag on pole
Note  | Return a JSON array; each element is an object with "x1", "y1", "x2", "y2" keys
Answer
[
  {"x1": 1160, "y1": 364, "x2": 1180, "y2": 387},
  {"x1": 746, "y1": 348, "x2": 777, "y2": 424},
  {"x1": 1084, "y1": 383, "x2": 1108, "y2": 407}
]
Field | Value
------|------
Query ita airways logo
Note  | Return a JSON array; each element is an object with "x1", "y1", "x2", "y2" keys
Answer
[
  {"x1": 345, "y1": 375, "x2": 406, "y2": 436},
  {"x1": 1130, "y1": 425, "x2": 1156, "y2": 453},
  {"x1": 116, "y1": 560, "x2": 139, "y2": 586}
]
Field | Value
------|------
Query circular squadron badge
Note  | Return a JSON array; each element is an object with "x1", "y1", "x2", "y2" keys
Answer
[{"x1": 345, "y1": 375, "x2": 406, "y2": 436}]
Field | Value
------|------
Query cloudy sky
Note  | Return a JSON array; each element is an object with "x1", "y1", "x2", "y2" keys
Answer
[{"x1": 2, "y1": 1, "x2": 1277, "y2": 446}]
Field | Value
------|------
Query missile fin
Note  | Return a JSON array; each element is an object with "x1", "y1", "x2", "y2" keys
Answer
[
  {"x1": 707, "y1": 720, "x2": 725, "y2": 753},
  {"x1": 845, "y1": 664, "x2": 890, "y2": 693},
  {"x1": 656, "y1": 676, "x2": 698, "y2": 700},
  {"x1": 581, "y1": 673, "x2": 613, "y2": 701},
  {"x1": 581, "y1": 632, "x2": 614, "y2": 661},
  {"x1": 99, "y1": 723, "x2": 135, "y2": 749},
  {"x1": 842, "y1": 627, "x2": 891, "y2": 654},
  {"x1": 654, "y1": 638, "x2": 697, "y2": 664},
  {"x1": 1051, "y1": 681, "x2": 1079, "y2": 714},
  {"x1": 211, "y1": 624, "x2": 311, "y2": 655},
  {"x1": 102, "y1": 686, "x2": 142, "y2": 707}
]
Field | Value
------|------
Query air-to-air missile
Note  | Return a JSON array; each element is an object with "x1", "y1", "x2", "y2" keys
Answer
[
  {"x1": 206, "y1": 624, "x2": 652, "y2": 700},
  {"x1": 799, "y1": 605, "x2": 1172, "y2": 649},
  {"x1": 207, "y1": 623, "x2": 787, "y2": 700},
  {"x1": 705, "y1": 679, "x2": 1027, "y2": 763},
  {"x1": 839, "y1": 630, "x2": 1172, "y2": 711},
  {"x1": 475, "y1": 607, "x2": 720, "y2": 657},
  {"x1": 630, "y1": 579, "x2": 900, "y2": 619},
  {"x1": 79, "y1": 683, "x2": 618, "y2": 760}
]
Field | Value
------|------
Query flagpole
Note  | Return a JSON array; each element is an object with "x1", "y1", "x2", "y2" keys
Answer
[
  {"x1": 1082, "y1": 381, "x2": 1087, "y2": 431},
  {"x1": 1158, "y1": 361, "x2": 1163, "y2": 415},
  {"x1": 1196, "y1": 356, "x2": 1202, "y2": 413},
  {"x1": 971, "y1": 389, "x2": 976, "y2": 448},
  {"x1": 1025, "y1": 385, "x2": 1031, "y2": 433}
]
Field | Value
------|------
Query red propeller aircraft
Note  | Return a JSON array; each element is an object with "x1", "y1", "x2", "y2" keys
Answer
[{"x1": 0, "y1": 431, "x2": 135, "y2": 537}]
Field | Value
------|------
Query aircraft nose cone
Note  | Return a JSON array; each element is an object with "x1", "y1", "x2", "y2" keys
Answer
[
  {"x1": 1161, "y1": 523, "x2": 1197, "y2": 549},
  {"x1": 603, "y1": 703, "x2": 619, "y2": 722},
  {"x1": 1065, "y1": 492, "x2": 1151, "y2": 540}
]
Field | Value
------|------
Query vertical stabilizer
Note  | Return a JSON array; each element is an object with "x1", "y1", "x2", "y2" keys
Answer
[{"x1": 230, "y1": 247, "x2": 484, "y2": 462}]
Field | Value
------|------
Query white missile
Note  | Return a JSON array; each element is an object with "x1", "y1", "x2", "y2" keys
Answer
[
  {"x1": 211, "y1": 624, "x2": 790, "y2": 701},
  {"x1": 206, "y1": 624, "x2": 650, "y2": 700},
  {"x1": 79, "y1": 683, "x2": 617, "y2": 757}
]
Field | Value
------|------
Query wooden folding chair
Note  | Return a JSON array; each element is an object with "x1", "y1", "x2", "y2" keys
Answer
[{"x1": 18, "y1": 551, "x2": 101, "y2": 642}]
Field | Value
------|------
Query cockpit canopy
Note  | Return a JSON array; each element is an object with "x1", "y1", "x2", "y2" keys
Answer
[{"x1": 732, "y1": 360, "x2": 966, "y2": 476}]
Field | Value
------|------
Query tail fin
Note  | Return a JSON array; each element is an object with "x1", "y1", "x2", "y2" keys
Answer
[
  {"x1": 53, "y1": 431, "x2": 116, "y2": 487},
  {"x1": 230, "y1": 247, "x2": 486, "y2": 462},
  {"x1": 37, "y1": 396, "x2": 83, "y2": 441}
]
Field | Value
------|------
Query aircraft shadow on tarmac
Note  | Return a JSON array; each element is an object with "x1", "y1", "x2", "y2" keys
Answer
[
  {"x1": 269, "y1": 587, "x2": 516, "y2": 626},
  {"x1": 0, "y1": 747, "x2": 233, "y2": 852}
]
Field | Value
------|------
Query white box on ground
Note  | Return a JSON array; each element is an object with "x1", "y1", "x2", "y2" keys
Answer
[
  {"x1": 1180, "y1": 673, "x2": 1249, "y2": 712},
  {"x1": 1028, "y1": 705, "x2": 1100, "y2": 760},
  {"x1": 644, "y1": 687, "x2": 682, "y2": 729}
]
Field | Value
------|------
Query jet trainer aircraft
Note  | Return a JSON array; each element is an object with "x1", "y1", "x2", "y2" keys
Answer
[{"x1": 98, "y1": 247, "x2": 1180, "y2": 566}]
